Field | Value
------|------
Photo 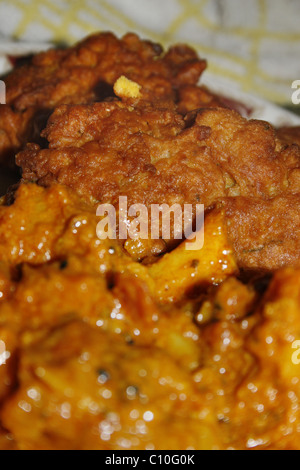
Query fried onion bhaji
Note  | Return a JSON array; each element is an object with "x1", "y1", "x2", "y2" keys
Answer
[
  {"x1": 17, "y1": 94, "x2": 300, "y2": 269},
  {"x1": 0, "y1": 31, "x2": 213, "y2": 167},
  {"x1": 1, "y1": 31, "x2": 300, "y2": 450},
  {"x1": 277, "y1": 125, "x2": 300, "y2": 147}
]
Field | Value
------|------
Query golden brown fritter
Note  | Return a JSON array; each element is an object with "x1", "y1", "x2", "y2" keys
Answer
[
  {"x1": 17, "y1": 100, "x2": 224, "y2": 207},
  {"x1": 277, "y1": 125, "x2": 300, "y2": 147},
  {"x1": 6, "y1": 32, "x2": 206, "y2": 109},
  {"x1": 176, "y1": 84, "x2": 251, "y2": 116},
  {"x1": 17, "y1": 97, "x2": 300, "y2": 269},
  {"x1": 176, "y1": 84, "x2": 225, "y2": 114},
  {"x1": 0, "y1": 32, "x2": 210, "y2": 167},
  {"x1": 221, "y1": 194, "x2": 300, "y2": 271},
  {"x1": 0, "y1": 106, "x2": 35, "y2": 167}
]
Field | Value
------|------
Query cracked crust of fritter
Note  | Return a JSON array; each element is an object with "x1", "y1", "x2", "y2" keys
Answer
[
  {"x1": 0, "y1": 31, "x2": 211, "y2": 166},
  {"x1": 277, "y1": 125, "x2": 300, "y2": 147},
  {"x1": 16, "y1": 97, "x2": 300, "y2": 268}
]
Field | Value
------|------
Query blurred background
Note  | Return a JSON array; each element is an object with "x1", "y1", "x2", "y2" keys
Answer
[{"x1": 0, "y1": 0, "x2": 299, "y2": 110}]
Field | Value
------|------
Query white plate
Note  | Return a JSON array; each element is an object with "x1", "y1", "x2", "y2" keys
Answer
[
  {"x1": 0, "y1": 36, "x2": 51, "y2": 75},
  {"x1": 201, "y1": 73, "x2": 300, "y2": 127}
]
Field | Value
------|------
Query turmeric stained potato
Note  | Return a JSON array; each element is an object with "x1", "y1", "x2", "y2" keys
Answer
[{"x1": 0, "y1": 183, "x2": 299, "y2": 449}]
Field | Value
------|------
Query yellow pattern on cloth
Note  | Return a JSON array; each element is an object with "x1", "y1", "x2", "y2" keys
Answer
[{"x1": 0, "y1": 0, "x2": 299, "y2": 105}]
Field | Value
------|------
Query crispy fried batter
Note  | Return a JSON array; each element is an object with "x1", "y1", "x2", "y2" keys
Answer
[
  {"x1": 17, "y1": 99, "x2": 300, "y2": 268},
  {"x1": 0, "y1": 32, "x2": 209, "y2": 166},
  {"x1": 277, "y1": 125, "x2": 300, "y2": 147}
]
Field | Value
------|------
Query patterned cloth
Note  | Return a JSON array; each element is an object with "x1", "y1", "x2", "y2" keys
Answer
[{"x1": 0, "y1": 0, "x2": 299, "y2": 105}]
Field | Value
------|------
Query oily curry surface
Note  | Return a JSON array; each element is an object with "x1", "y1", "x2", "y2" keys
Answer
[{"x1": 0, "y1": 183, "x2": 299, "y2": 450}]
